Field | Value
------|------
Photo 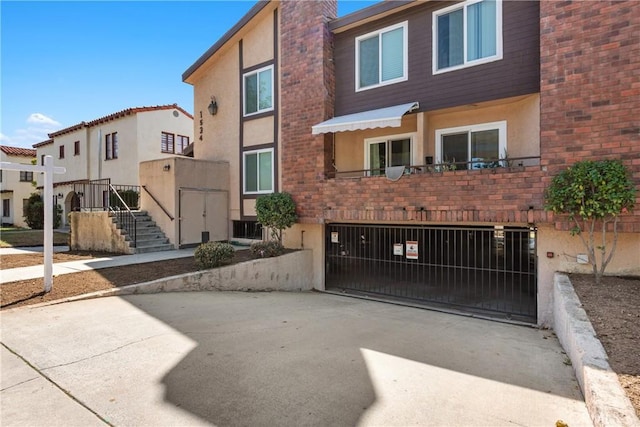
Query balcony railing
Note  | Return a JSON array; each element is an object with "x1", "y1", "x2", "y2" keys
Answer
[{"x1": 328, "y1": 156, "x2": 541, "y2": 179}]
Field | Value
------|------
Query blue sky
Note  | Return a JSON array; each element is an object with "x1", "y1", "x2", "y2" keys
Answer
[{"x1": 0, "y1": 1, "x2": 377, "y2": 149}]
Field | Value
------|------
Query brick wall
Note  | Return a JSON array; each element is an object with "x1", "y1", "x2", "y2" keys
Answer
[
  {"x1": 280, "y1": 0, "x2": 337, "y2": 222},
  {"x1": 540, "y1": 0, "x2": 640, "y2": 231},
  {"x1": 323, "y1": 167, "x2": 552, "y2": 225}
]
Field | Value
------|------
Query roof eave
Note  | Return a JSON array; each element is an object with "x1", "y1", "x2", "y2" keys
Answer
[{"x1": 330, "y1": 0, "x2": 417, "y2": 33}]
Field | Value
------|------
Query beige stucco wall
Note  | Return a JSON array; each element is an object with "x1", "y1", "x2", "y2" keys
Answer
[
  {"x1": 0, "y1": 152, "x2": 36, "y2": 227},
  {"x1": 136, "y1": 109, "x2": 194, "y2": 163},
  {"x1": 244, "y1": 117, "x2": 275, "y2": 147},
  {"x1": 139, "y1": 157, "x2": 230, "y2": 247},
  {"x1": 425, "y1": 94, "x2": 540, "y2": 164},
  {"x1": 284, "y1": 223, "x2": 324, "y2": 290},
  {"x1": 242, "y1": 10, "x2": 275, "y2": 68},
  {"x1": 69, "y1": 211, "x2": 133, "y2": 254},
  {"x1": 536, "y1": 224, "x2": 640, "y2": 326}
]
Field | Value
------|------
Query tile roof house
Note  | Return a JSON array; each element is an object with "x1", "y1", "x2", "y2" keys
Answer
[
  {"x1": 0, "y1": 145, "x2": 37, "y2": 227},
  {"x1": 33, "y1": 104, "x2": 193, "y2": 227},
  {"x1": 168, "y1": 0, "x2": 638, "y2": 326}
]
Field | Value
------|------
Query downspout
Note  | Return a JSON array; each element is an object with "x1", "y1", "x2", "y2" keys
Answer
[{"x1": 97, "y1": 129, "x2": 102, "y2": 180}]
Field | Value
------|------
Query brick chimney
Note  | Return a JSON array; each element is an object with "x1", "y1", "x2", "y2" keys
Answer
[{"x1": 280, "y1": 0, "x2": 338, "y2": 222}]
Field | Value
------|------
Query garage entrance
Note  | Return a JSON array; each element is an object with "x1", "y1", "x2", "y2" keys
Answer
[{"x1": 325, "y1": 224, "x2": 537, "y2": 323}]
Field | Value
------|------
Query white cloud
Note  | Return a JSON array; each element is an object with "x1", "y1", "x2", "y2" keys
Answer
[
  {"x1": 26, "y1": 113, "x2": 61, "y2": 127},
  {"x1": 1, "y1": 113, "x2": 63, "y2": 148}
]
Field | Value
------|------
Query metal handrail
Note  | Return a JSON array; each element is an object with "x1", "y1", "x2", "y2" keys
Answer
[
  {"x1": 142, "y1": 185, "x2": 174, "y2": 221},
  {"x1": 108, "y1": 184, "x2": 137, "y2": 248}
]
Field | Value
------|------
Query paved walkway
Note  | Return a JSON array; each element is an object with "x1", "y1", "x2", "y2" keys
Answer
[
  {"x1": 0, "y1": 292, "x2": 593, "y2": 426},
  {"x1": 0, "y1": 247, "x2": 197, "y2": 284}
]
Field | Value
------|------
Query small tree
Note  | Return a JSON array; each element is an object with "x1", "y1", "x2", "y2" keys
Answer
[
  {"x1": 255, "y1": 192, "x2": 297, "y2": 244},
  {"x1": 23, "y1": 193, "x2": 63, "y2": 229},
  {"x1": 544, "y1": 160, "x2": 635, "y2": 284}
]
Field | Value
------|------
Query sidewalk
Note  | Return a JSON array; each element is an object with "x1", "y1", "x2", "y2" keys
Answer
[{"x1": 0, "y1": 247, "x2": 196, "y2": 284}]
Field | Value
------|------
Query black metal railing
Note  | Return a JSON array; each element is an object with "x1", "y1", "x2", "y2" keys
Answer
[
  {"x1": 73, "y1": 179, "x2": 140, "y2": 247},
  {"x1": 328, "y1": 156, "x2": 541, "y2": 179},
  {"x1": 108, "y1": 184, "x2": 137, "y2": 248},
  {"x1": 326, "y1": 223, "x2": 537, "y2": 323}
]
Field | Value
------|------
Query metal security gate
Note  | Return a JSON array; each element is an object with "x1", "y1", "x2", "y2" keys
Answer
[{"x1": 325, "y1": 224, "x2": 537, "y2": 323}]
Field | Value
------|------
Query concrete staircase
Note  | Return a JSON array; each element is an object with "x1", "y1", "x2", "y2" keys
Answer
[{"x1": 113, "y1": 211, "x2": 173, "y2": 254}]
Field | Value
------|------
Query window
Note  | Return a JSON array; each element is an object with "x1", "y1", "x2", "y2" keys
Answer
[
  {"x1": 356, "y1": 22, "x2": 408, "y2": 91},
  {"x1": 177, "y1": 135, "x2": 189, "y2": 154},
  {"x1": 243, "y1": 65, "x2": 273, "y2": 116},
  {"x1": 365, "y1": 133, "x2": 415, "y2": 176},
  {"x1": 59, "y1": 145, "x2": 65, "y2": 159},
  {"x1": 2, "y1": 199, "x2": 9, "y2": 217},
  {"x1": 41, "y1": 154, "x2": 45, "y2": 165},
  {"x1": 74, "y1": 141, "x2": 80, "y2": 156},
  {"x1": 20, "y1": 171, "x2": 33, "y2": 182},
  {"x1": 233, "y1": 220, "x2": 263, "y2": 239},
  {"x1": 105, "y1": 132, "x2": 118, "y2": 160},
  {"x1": 435, "y1": 121, "x2": 506, "y2": 169},
  {"x1": 433, "y1": 0, "x2": 502, "y2": 73},
  {"x1": 161, "y1": 132, "x2": 175, "y2": 153},
  {"x1": 243, "y1": 148, "x2": 273, "y2": 194}
]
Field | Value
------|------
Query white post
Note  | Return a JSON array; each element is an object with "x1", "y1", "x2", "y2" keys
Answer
[
  {"x1": 0, "y1": 156, "x2": 65, "y2": 293},
  {"x1": 43, "y1": 156, "x2": 54, "y2": 293}
]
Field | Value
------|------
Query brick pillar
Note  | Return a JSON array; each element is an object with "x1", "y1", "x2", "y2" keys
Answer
[
  {"x1": 280, "y1": 0, "x2": 337, "y2": 222},
  {"x1": 540, "y1": 0, "x2": 640, "y2": 229}
]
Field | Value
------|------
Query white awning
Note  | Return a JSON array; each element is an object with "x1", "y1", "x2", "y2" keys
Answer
[{"x1": 311, "y1": 102, "x2": 419, "y2": 135}]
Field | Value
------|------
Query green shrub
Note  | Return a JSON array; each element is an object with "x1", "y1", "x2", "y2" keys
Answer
[
  {"x1": 109, "y1": 189, "x2": 139, "y2": 210},
  {"x1": 250, "y1": 240, "x2": 285, "y2": 258},
  {"x1": 23, "y1": 193, "x2": 62, "y2": 229},
  {"x1": 255, "y1": 192, "x2": 297, "y2": 244},
  {"x1": 194, "y1": 242, "x2": 235, "y2": 269},
  {"x1": 544, "y1": 159, "x2": 635, "y2": 284}
]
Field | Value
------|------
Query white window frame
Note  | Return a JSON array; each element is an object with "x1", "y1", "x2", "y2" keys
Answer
[
  {"x1": 355, "y1": 21, "x2": 408, "y2": 92},
  {"x1": 364, "y1": 132, "x2": 416, "y2": 174},
  {"x1": 243, "y1": 148, "x2": 274, "y2": 195},
  {"x1": 243, "y1": 65, "x2": 274, "y2": 117},
  {"x1": 432, "y1": 0, "x2": 503, "y2": 75},
  {"x1": 435, "y1": 121, "x2": 507, "y2": 167}
]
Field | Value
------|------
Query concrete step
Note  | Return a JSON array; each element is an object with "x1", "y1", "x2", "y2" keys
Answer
[
  {"x1": 134, "y1": 244, "x2": 175, "y2": 254},
  {"x1": 135, "y1": 236, "x2": 169, "y2": 245}
]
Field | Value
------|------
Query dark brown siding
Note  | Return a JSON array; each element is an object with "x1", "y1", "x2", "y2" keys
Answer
[{"x1": 334, "y1": 1, "x2": 540, "y2": 115}]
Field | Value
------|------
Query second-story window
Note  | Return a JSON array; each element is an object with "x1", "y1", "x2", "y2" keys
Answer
[
  {"x1": 161, "y1": 132, "x2": 175, "y2": 153},
  {"x1": 243, "y1": 65, "x2": 273, "y2": 116},
  {"x1": 74, "y1": 141, "x2": 80, "y2": 156},
  {"x1": 435, "y1": 121, "x2": 506, "y2": 169},
  {"x1": 105, "y1": 132, "x2": 118, "y2": 160},
  {"x1": 20, "y1": 171, "x2": 33, "y2": 182},
  {"x1": 59, "y1": 145, "x2": 65, "y2": 159},
  {"x1": 433, "y1": 0, "x2": 502, "y2": 74},
  {"x1": 356, "y1": 21, "x2": 408, "y2": 91},
  {"x1": 177, "y1": 135, "x2": 189, "y2": 154}
]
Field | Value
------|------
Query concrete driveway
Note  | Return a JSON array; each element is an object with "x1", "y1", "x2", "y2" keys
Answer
[{"x1": 1, "y1": 292, "x2": 592, "y2": 426}]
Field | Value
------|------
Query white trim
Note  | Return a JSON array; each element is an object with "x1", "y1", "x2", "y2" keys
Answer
[
  {"x1": 364, "y1": 132, "x2": 417, "y2": 173},
  {"x1": 434, "y1": 120, "x2": 506, "y2": 166},
  {"x1": 355, "y1": 21, "x2": 408, "y2": 92},
  {"x1": 242, "y1": 148, "x2": 274, "y2": 195},
  {"x1": 432, "y1": 0, "x2": 503, "y2": 75},
  {"x1": 243, "y1": 65, "x2": 274, "y2": 117}
]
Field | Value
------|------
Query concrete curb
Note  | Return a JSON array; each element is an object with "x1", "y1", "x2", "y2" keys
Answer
[
  {"x1": 5, "y1": 250, "x2": 314, "y2": 312},
  {"x1": 553, "y1": 273, "x2": 640, "y2": 427}
]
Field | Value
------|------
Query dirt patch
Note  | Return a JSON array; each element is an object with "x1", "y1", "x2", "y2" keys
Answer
[
  {"x1": 1, "y1": 250, "x2": 255, "y2": 310},
  {"x1": 570, "y1": 273, "x2": 640, "y2": 417}
]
